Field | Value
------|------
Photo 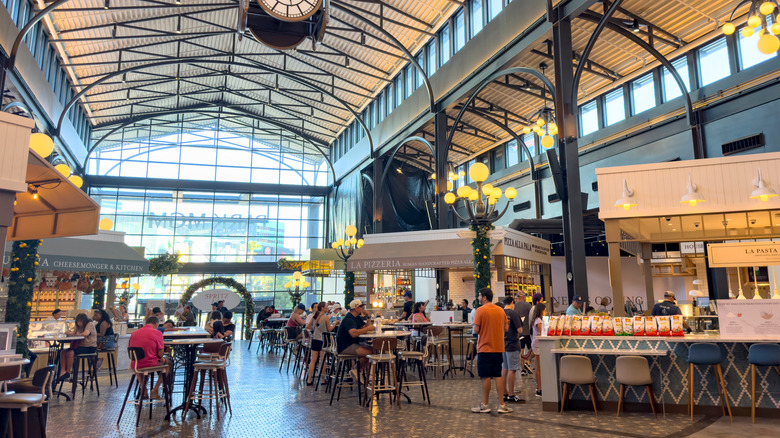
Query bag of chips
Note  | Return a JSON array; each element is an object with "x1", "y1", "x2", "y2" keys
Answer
[
  {"x1": 657, "y1": 316, "x2": 671, "y2": 336},
  {"x1": 602, "y1": 316, "x2": 614, "y2": 336},
  {"x1": 612, "y1": 317, "x2": 624, "y2": 336},
  {"x1": 571, "y1": 315, "x2": 582, "y2": 336},
  {"x1": 645, "y1": 316, "x2": 658, "y2": 336},
  {"x1": 671, "y1": 315, "x2": 685, "y2": 336},
  {"x1": 561, "y1": 316, "x2": 572, "y2": 336},
  {"x1": 555, "y1": 315, "x2": 564, "y2": 336},
  {"x1": 591, "y1": 315, "x2": 602, "y2": 336},
  {"x1": 580, "y1": 316, "x2": 591, "y2": 336},
  {"x1": 633, "y1": 316, "x2": 645, "y2": 336},
  {"x1": 622, "y1": 317, "x2": 634, "y2": 336},
  {"x1": 547, "y1": 316, "x2": 559, "y2": 336}
]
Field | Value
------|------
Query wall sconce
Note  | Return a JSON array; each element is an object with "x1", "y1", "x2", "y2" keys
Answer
[
  {"x1": 614, "y1": 179, "x2": 637, "y2": 211},
  {"x1": 750, "y1": 167, "x2": 778, "y2": 202},
  {"x1": 680, "y1": 174, "x2": 705, "y2": 206}
]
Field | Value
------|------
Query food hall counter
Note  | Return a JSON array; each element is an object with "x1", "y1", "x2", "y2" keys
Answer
[{"x1": 538, "y1": 334, "x2": 780, "y2": 417}]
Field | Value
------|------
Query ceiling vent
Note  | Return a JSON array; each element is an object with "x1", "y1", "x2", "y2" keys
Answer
[{"x1": 722, "y1": 133, "x2": 764, "y2": 156}]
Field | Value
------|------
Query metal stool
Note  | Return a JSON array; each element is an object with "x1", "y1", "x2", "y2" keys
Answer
[
  {"x1": 396, "y1": 334, "x2": 430, "y2": 405},
  {"x1": 559, "y1": 355, "x2": 598, "y2": 415},
  {"x1": 748, "y1": 343, "x2": 780, "y2": 423},
  {"x1": 100, "y1": 334, "x2": 120, "y2": 388},
  {"x1": 364, "y1": 338, "x2": 398, "y2": 407},
  {"x1": 329, "y1": 353, "x2": 361, "y2": 405},
  {"x1": 117, "y1": 348, "x2": 171, "y2": 427},
  {"x1": 279, "y1": 327, "x2": 300, "y2": 373},
  {"x1": 615, "y1": 356, "x2": 657, "y2": 418},
  {"x1": 687, "y1": 343, "x2": 732, "y2": 422},
  {"x1": 59, "y1": 352, "x2": 100, "y2": 398}
]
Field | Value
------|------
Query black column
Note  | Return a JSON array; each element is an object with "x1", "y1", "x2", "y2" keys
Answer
[
  {"x1": 552, "y1": 14, "x2": 589, "y2": 302},
  {"x1": 434, "y1": 111, "x2": 449, "y2": 230},
  {"x1": 372, "y1": 158, "x2": 383, "y2": 233}
]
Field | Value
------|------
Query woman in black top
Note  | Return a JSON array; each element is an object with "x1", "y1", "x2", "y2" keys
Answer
[{"x1": 93, "y1": 309, "x2": 116, "y2": 349}]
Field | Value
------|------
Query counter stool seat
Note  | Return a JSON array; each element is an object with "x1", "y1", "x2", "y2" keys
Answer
[
  {"x1": 748, "y1": 343, "x2": 780, "y2": 423},
  {"x1": 559, "y1": 355, "x2": 598, "y2": 415},
  {"x1": 615, "y1": 356, "x2": 657, "y2": 418},
  {"x1": 688, "y1": 343, "x2": 732, "y2": 423}
]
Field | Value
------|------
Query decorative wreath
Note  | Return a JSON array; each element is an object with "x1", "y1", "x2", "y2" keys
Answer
[
  {"x1": 181, "y1": 277, "x2": 254, "y2": 340},
  {"x1": 277, "y1": 257, "x2": 306, "y2": 271}
]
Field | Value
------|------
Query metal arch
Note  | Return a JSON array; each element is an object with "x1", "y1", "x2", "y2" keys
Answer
[
  {"x1": 570, "y1": 0, "x2": 624, "y2": 111},
  {"x1": 378, "y1": 136, "x2": 435, "y2": 197},
  {"x1": 361, "y1": 172, "x2": 375, "y2": 193},
  {"x1": 83, "y1": 106, "x2": 338, "y2": 183},
  {"x1": 55, "y1": 57, "x2": 375, "y2": 158},
  {"x1": 445, "y1": 67, "x2": 556, "y2": 157},
  {"x1": 331, "y1": 1, "x2": 435, "y2": 114}
]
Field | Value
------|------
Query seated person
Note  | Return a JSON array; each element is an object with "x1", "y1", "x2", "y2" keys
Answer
[
  {"x1": 146, "y1": 306, "x2": 165, "y2": 323},
  {"x1": 204, "y1": 311, "x2": 223, "y2": 335},
  {"x1": 256, "y1": 306, "x2": 272, "y2": 326},
  {"x1": 162, "y1": 320, "x2": 175, "y2": 330},
  {"x1": 336, "y1": 300, "x2": 376, "y2": 378},
  {"x1": 128, "y1": 316, "x2": 171, "y2": 399},
  {"x1": 179, "y1": 305, "x2": 197, "y2": 327},
  {"x1": 57, "y1": 313, "x2": 97, "y2": 383},
  {"x1": 211, "y1": 320, "x2": 225, "y2": 339},
  {"x1": 46, "y1": 309, "x2": 63, "y2": 321},
  {"x1": 410, "y1": 302, "x2": 429, "y2": 337},
  {"x1": 286, "y1": 304, "x2": 307, "y2": 339},
  {"x1": 221, "y1": 311, "x2": 236, "y2": 340}
]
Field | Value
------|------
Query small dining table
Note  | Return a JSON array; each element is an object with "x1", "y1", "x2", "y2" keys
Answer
[
  {"x1": 35, "y1": 335, "x2": 84, "y2": 401},
  {"x1": 393, "y1": 322, "x2": 432, "y2": 350},
  {"x1": 433, "y1": 323, "x2": 474, "y2": 378},
  {"x1": 164, "y1": 338, "x2": 223, "y2": 419}
]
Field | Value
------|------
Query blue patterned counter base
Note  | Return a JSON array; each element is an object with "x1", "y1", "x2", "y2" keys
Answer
[{"x1": 546, "y1": 336, "x2": 780, "y2": 409}]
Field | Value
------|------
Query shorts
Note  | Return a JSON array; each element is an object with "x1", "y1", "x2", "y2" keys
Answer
[
  {"x1": 477, "y1": 352, "x2": 503, "y2": 379},
  {"x1": 339, "y1": 343, "x2": 360, "y2": 355},
  {"x1": 519, "y1": 336, "x2": 532, "y2": 350},
  {"x1": 311, "y1": 339, "x2": 323, "y2": 352},
  {"x1": 502, "y1": 350, "x2": 521, "y2": 371}
]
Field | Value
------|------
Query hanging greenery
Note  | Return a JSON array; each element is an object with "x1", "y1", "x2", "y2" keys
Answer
[
  {"x1": 181, "y1": 277, "x2": 254, "y2": 340},
  {"x1": 118, "y1": 288, "x2": 134, "y2": 309},
  {"x1": 471, "y1": 223, "x2": 494, "y2": 303},
  {"x1": 287, "y1": 288, "x2": 305, "y2": 307},
  {"x1": 92, "y1": 275, "x2": 107, "y2": 309},
  {"x1": 148, "y1": 252, "x2": 183, "y2": 277},
  {"x1": 277, "y1": 257, "x2": 306, "y2": 271},
  {"x1": 6, "y1": 239, "x2": 41, "y2": 358},
  {"x1": 344, "y1": 270, "x2": 355, "y2": 304}
]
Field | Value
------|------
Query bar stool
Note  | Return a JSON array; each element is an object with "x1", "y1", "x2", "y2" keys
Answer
[
  {"x1": 0, "y1": 365, "x2": 53, "y2": 438},
  {"x1": 615, "y1": 356, "x2": 657, "y2": 418},
  {"x1": 117, "y1": 348, "x2": 171, "y2": 428},
  {"x1": 59, "y1": 352, "x2": 100, "y2": 398},
  {"x1": 424, "y1": 327, "x2": 452, "y2": 380},
  {"x1": 329, "y1": 352, "x2": 361, "y2": 405},
  {"x1": 464, "y1": 338, "x2": 477, "y2": 374},
  {"x1": 314, "y1": 332, "x2": 335, "y2": 391},
  {"x1": 279, "y1": 327, "x2": 299, "y2": 373},
  {"x1": 184, "y1": 343, "x2": 232, "y2": 421},
  {"x1": 748, "y1": 343, "x2": 780, "y2": 423},
  {"x1": 100, "y1": 334, "x2": 120, "y2": 388},
  {"x1": 396, "y1": 333, "x2": 431, "y2": 405},
  {"x1": 559, "y1": 355, "x2": 598, "y2": 415},
  {"x1": 364, "y1": 338, "x2": 398, "y2": 407},
  {"x1": 687, "y1": 343, "x2": 732, "y2": 422}
]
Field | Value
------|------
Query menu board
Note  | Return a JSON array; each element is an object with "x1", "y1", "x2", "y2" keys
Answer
[{"x1": 717, "y1": 300, "x2": 780, "y2": 339}]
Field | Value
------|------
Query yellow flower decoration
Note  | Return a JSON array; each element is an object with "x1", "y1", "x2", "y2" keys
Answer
[
  {"x1": 27, "y1": 278, "x2": 33, "y2": 282},
  {"x1": 19, "y1": 243, "x2": 26, "y2": 248},
  {"x1": 483, "y1": 255, "x2": 487, "y2": 259},
  {"x1": 34, "y1": 262, "x2": 38, "y2": 266}
]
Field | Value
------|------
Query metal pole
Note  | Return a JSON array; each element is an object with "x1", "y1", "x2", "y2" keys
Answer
[{"x1": 435, "y1": 110, "x2": 449, "y2": 230}]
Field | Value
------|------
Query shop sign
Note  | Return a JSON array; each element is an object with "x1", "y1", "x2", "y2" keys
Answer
[
  {"x1": 191, "y1": 288, "x2": 241, "y2": 312},
  {"x1": 717, "y1": 300, "x2": 780, "y2": 340},
  {"x1": 347, "y1": 256, "x2": 473, "y2": 271},
  {"x1": 681, "y1": 241, "x2": 705, "y2": 255},
  {"x1": 707, "y1": 241, "x2": 780, "y2": 267},
  {"x1": 495, "y1": 229, "x2": 551, "y2": 265}
]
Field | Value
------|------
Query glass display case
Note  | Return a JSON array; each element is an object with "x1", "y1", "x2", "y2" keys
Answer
[{"x1": 27, "y1": 320, "x2": 73, "y2": 350}]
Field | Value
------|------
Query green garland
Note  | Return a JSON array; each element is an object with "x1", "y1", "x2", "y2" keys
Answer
[
  {"x1": 6, "y1": 239, "x2": 41, "y2": 358},
  {"x1": 471, "y1": 223, "x2": 494, "y2": 302},
  {"x1": 277, "y1": 257, "x2": 306, "y2": 271},
  {"x1": 344, "y1": 269, "x2": 355, "y2": 304},
  {"x1": 148, "y1": 252, "x2": 183, "y2": 277},
  {"x1": 181, "y1": 277, "x2": 254, "y2": 340},
  {"x1": 92, "y1": 275, "x2": 107, "y2": 309}
]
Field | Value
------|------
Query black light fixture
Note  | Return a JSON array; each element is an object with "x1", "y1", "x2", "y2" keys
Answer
[
  {"x1": 176, "y1": 15, "x2": 182, "y2": 34},
  {"x1": 104, "y1": 0, "x2": 110, "y2": 10},
  {"x1": 632, "y1": 18, "x2": 641, "y2": 33}
]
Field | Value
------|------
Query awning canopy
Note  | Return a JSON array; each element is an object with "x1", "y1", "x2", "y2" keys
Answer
[
  {"x1": 8, "y1": 151, "x2": 100, "y2": 241},
  {"x1": 347, "y1": 239, "x2": 473, "y2": 272},
  {"x1": 4, "y1": 235, "x2": 149, "y2": 275}
]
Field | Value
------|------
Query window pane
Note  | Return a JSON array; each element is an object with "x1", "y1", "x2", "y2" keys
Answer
[
  {"x1": 439, "y1": 23, "x2": 451, "y2": 66},
  {"x1": 493, "y1": 146, "x2": 505, "y2": 171},
  {"x1": 662, "y1": 57, "x2": 690, "y2": 101},
  {"x1": 454, "y1": 10, "x2": 466, "y2": 51},
  {"x1": 415, "y1": 53, "x2": 424, "y2": 88},
  {"x1": 579, "y1": 100, "x2": 599, "y2": 136},
  {"x1": 506, "y1": 140, "x2": 519, "y2": 168},
  {"x1": 395, "y1": 76, "x2": 404, "y2": 107},
  {"x1": 521, "y1": 133, "x2": 535, "y2": 160},
  {"x1": 631, "y1": 73, "x2": 656, "y2": 115},
  {"x1": 604, "y1": 88, "x2": 625, "y2": 126},
  {"x1": 470, "y1": 0, "x2": 483, "y2": 37},
  {"x1": 739, "y1": 28, "x2": 777, "y2": 69},
  {"x1": 698, "y1": 38, "x2": 731, "y2": 86},
  {"x1": 405, "y1": 67, "x2": 414, "y2": 97},
  {"x1": 489, "y1": 0, "x2": 502, "y2": 20},
  {"x1": 425, "y1": 44, "x2": 436, "y2": 77}
]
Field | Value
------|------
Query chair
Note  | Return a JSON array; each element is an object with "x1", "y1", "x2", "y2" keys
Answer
[
  {"x1": 396, "y1": 333, "x2": 431, "y2": 405},
  {"x1": 364, "y1": 338, "x2": 398, "y2": 407},
  {"x1": 295, "y1": 329, "x2": 313, "y2": 377},
  {"x1": 320, "y1": 332, "x2": 340, "y2": 392},
  {"x1": 184, "y1": 343, "x2": 232, "y2": 421},
  {"x1": 0, "y1": 365, "x2": 54, "y2": 438},
  {"x1": 748, "y1": 343, "x2": 780, "y2": 423},
  {"x1": 424, "y1": 327, "x2": 452, "y2": 380},
  {"x1": 100, "y1": 333, "x2": 120, "y2": 387},
  {"x1": 464, "y1": 338, "x2": 477, "y2": 374},
  {"x1": 279, "y1": 327, "x2": 300, "y2": 373},
  {"x1": 559, "y1": 355, "x2": 598, "y2": 415},
  {"x1": 687, "y1": 343, "x2": 732, "y2": 422},
  {"x1": 615, "y1": 356, "x2": 657, "y2": 418},
  {"x1": 117, "y1": 347, "x2": 172, "y2": 427}
]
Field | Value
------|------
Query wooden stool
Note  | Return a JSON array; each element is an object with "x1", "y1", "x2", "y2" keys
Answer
[
  {"x1": 329, "y1": 353, "x2": 361, "y2": 405},
  {"x1": 365, "y1": 338, "x2": 398, "y2": 407},
  {"x1": 184, "y1": 343, "x2": 232, "y2": 420},
  {"x1": 396, "y1": 335, "x2": 430, "y2": 405},
  {"x1": 0, "y1": 364, "x2": 53, "y2": 438}
]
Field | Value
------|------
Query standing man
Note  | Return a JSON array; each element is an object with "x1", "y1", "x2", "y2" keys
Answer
[
  {"x1": 471, "y1": 288, "x2": 512, "y2": 414},
  {"x1": 502, "y1": 297, "x2": 525, "y2": 403},
  {"x1": 514, "y1": 297, "x2": 533, "y2": 376},
  {"x1": 651, "y1": 291, "x2": 682, "y2": 316},
  {"x1": 400, "y1": 291, "x2": 414, "y2": 320},
  {"x1": 566, "y1": 296, "x2": 584, "y2": 316}
]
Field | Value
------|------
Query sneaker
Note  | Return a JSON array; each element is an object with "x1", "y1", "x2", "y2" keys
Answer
[
  {"x1": 497, "y1": 404, "x2": 513, "y2": 414},
  {"x1": 520, "y1": 370, "x2": 529, "y2": 377},
  {"x1": 535, "y1": 390, "x2": 542, "y2": 397},
  {"x1": 506, "y1": 395, "x2": 526, "y2": 403},
  {"x1": 524, "y1": 363, "x2": 534, "y2": 373},
  {"x1": 57, "y1": 372, "x2": 70, "y2": 383},
  {"x1": 471, "y1": 403, "x2": 491, "y2": 413}
]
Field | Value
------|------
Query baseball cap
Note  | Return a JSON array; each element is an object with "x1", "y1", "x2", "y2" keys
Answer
[
  {"x1": 349, "y1": 299, "x2": 365, "y2": 310},
  {"x1": 664, "y1": 291, "x2": 676, "y2": 299},
  {"x1": 404, "y1": 291, "x2": 413, "y2": 298},
  {"x1": 296, "y1": 304, "x2": 306, "y2": 310},
  {"x1": 532, "y1": 293, "x2": 543, "y2": 303},
  {"x1": 572, "y1": 296, "x2": 584, "y2": 303}
]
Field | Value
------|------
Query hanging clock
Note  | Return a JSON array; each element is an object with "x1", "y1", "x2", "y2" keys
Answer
[{"x1": 257, "y1": 0, "x2": 322, "y2": 22}]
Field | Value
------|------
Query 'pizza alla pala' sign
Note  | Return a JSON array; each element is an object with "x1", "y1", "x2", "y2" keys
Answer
[
  {"x1": 192, "y1": 289, "x2": 241, "y2": 312},
  {"x1": 707, "y1": 241, "x2": 780, "y2": 267}
]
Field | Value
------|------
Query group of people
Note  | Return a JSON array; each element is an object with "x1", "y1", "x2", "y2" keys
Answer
[
  {"x1": 53, "y1": 308, "x2": 117, "y2": 384},
  {"x1": 471, "y1": 288, "x2": 547, "y2": 414}
]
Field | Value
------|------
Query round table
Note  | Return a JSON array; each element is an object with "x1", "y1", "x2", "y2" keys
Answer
[
  {"x1": 34, "y1": 336, "x2": 84, "y2": 401},
  {"x1": 164, "y1": 338, "x2": 224, "y2": 419},
  {"x1": 359, "y1": 331, "x2": 412, "y2": 339},
  {"x1": 394, "y1": 322, "x2": 432, "y2": 350},
  {"x1": 162, "y1": 328, "x2": 210, "y2": 339},
  {"x1": 433, "y1": 323, "x2": 474, "y2": 378}
]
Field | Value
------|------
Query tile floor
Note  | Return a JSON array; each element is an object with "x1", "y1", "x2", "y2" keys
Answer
[{"x1": 46, "y1": 341, "x2": 780, "y2": 438}]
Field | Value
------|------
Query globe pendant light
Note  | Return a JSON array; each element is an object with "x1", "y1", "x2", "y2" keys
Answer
[{"x1": 722, "y1": 1, "x2": 780, "y2": 55}]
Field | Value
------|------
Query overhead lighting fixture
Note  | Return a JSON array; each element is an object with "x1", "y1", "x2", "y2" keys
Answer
[
  {"x1": 631, "y1": 18, "x2": 641, "y2": 33},
  {"x1": 30, "y1": 187, "x2": 39, "y2": 200},
  {"x1": 680, "y1": 174, "x2": 705, "y2": 206},
  {"x1": 750, "y1": 167, "x2": 778, "y2": 201},
  {"x1": 176, "y1": 15, "x2": 182, "y2": 34},
  {"x1": 614, "y1": 179, "x2": 638, "y2": 211},
  {"x1": 722, "y1": 1, "x2": 780, "y2": 54},
  {"x1": 29, "y1": 132, "x2": 54, "y2": 158},
  {"x1": 104, "y1": 0, "x2": 109, "y2": 9}
]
